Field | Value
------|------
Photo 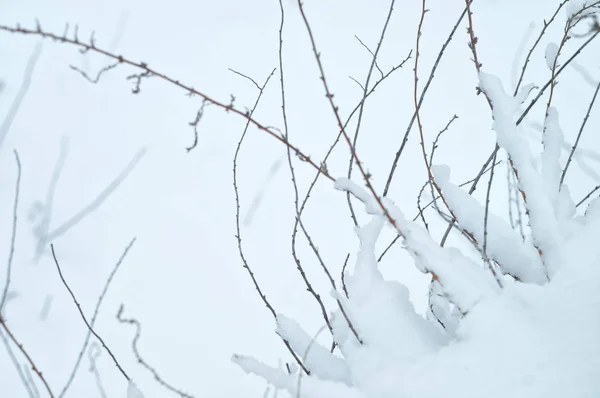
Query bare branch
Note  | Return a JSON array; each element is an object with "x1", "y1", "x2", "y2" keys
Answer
[
  {"x1": 51, "y1": 244, "x2": 130, "y2": 381},
  {"x1": 0, "y1": 315, "x2": 54, "y2": 397},
  {"x1": 577, "y1": 185, "x2": 600, "y2": 207},
  {"x1": 347, "y1": 0, "x2": 396, "y2": 226},
  {"x1": 561, "y1": 79, "x2": 600, "y2": 186},
  {"x1": 0, "y1": 23, "x2": 331, "y2": 180},
  {"x1": 232, "y1": 67, "x2": 309, "y2": 374},
  {"x1": 59, "y1": 238, "x2": 137, "y2": 397},
  {"x1": 513, "y1": 0, "x2": 569, "y2": 95},
  {"x1": 1, "y1": 151, "x2": 22, "y2": 313},
  {"x1": 383, "y1": 6, "x2": 467, "y2": 196}
]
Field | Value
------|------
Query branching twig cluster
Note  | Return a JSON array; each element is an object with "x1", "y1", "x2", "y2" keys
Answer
[{"x1": 0, "y1": 1, "x2": 598, "y2": 394}]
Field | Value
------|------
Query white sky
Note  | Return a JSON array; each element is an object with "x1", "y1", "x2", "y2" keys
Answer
[{"x1": 1, "y1": 0, "x2": 599, "y2": 397}]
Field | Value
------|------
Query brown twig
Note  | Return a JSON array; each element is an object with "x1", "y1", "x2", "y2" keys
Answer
[
  {"x1": 296, "y1": 0, "x2": 400, "y2": 234},
  {"x1": 0, "y1": 329, "x2": 37, "y2": 398},
  {"x1": 0, "y1": 23, "x2": 332, "y2": 182},
  {"x1": 465, "y1": 0, "x2": 482, "y2": 72},
  {"x1": 298, "y1": 54, "x2": 411, "y2": 237},
  {"x1": 0, "y1": 315, "x2": 54, "y2": 397}
]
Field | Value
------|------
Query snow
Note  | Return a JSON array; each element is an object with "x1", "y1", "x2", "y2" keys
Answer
[
  {"x1": 432, "y1": 165, "x2": 546, "y2": 284},
  {"x1": 127, "y1": 381, "x2": 145, "y2": 398},
  {"x1": 276, "y1": 314, "x2": 352, "y2": 384},
  {"x1": 542, "y1": 107, "x2": 565, "y2": 208},
  {"x1": 235, "y1": 71, "x2": 600, "y2": 397},
  {"x1": 334, "y1": 178, "x2": 501, "y2": 312},
  {"x1": 478, "y1": 72, "x2": 564, "y2": 276}
]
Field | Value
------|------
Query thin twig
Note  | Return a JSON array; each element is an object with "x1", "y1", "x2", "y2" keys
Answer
[
  {"x1": 513, "y1": 0, "x2": 569, "y2": 95},
  {"x1": 117, "y1": 306, "x2": 195, "y2": 398},
  {"x1": 560, "y1": 79, "x2": 600, "y2": 187},
  {"x1": 577, "y1": 185, "x2": 600, "y2": 207},
  {"x1": 544, "y1": 2, "x2": 600, "y2": 124},
  {"x1": 383, "y1": 5, "x2": 467, "y2": 196},
  {"x1": 0, "y1": 315, "x2": 54, "y2": 397},
  {"x1": 0, "y1": 329, "x2": 37, "y2": 398},
  {"x1": 465, "y1": 0, "x2": 482, "y2": 72},
  {"x1": 296, "y1": 0, "x2": 402, "y2": 237},
  {"x1": 518, "y1": 30, "x2": 600, "y2": 125},
  {"x1": 414, "y1": 1, "x2": 469, "y2": 243},
  {"x1": 23, "y1": 365, "x2": 41, "y2": 398},
  {"x1": 378, "y1": 158, "x2": 503, "y2": 262},
  {"x1": 59, "y1": 238, "x2": 137, "y2": 397},
  {"x1": 229, "y1": 68, "x2": 262, "y2": 90},
  {"x1": 439, "y1": 145, "x2": 498, "y2": 247},
  {"x1": 298, "y1": 54, "x2": 411, "y2": 243},
  {"x1": 482, "y1": 150, "x2": 502, "y2": 287},
  {"x1": 50, "y1": 244, "x2": 130, "y2": 381},
  {"x1": 231, "y1": 68, "x2": 309, "y2": 375},
  {"x1": 341, "y1": 254, "x2": 350, "y2": 299},
  {"x1": 69, "y1": 62, "x2": 119, "y2": 83},
  {"x1": 278, "y1": 0, "x2": 334, "y2": 337},
  {"x1": 347, "y1": 0, "x2": 396, "y2": 226},
  {"x1": 354, "y1": 36, "x2": 384, "y2": 78},
  {"x1": 0, "y1": 24, "x2": 332, "y2": 181},
  {"x1": 1, "y1": 151, "x2": 22, "y2": 312}
]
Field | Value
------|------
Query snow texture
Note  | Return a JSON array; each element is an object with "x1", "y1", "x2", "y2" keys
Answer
[
  {"x1": 234, "y1": 73, "x2": 600, "y2": 398},
  {"x1": 479, "y1": 72, "x2": 564, "y2": 276},
  {"x1": 433, "y1": 165, "x2": 546, "y2": 284}
]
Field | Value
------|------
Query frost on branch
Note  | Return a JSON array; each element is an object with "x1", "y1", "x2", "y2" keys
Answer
[
  {"x1": 432, "y1": 165, "x2": 546, "y2": 283},
  {"x1": 235, "y1": 152, "x2": 600, "y2": 396},
  {"x1": 334, "y1": 178, "x2": 500, "y2": 312},
  {"x1": 275, "y1": 314, "x2": 351, "y2": 384},
  {"x1": 479, "y1": 72, "x2": 565, "y2": 276},
  {"x1": 232, "y1": 55, "x2": 599, "y2": 396}
]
